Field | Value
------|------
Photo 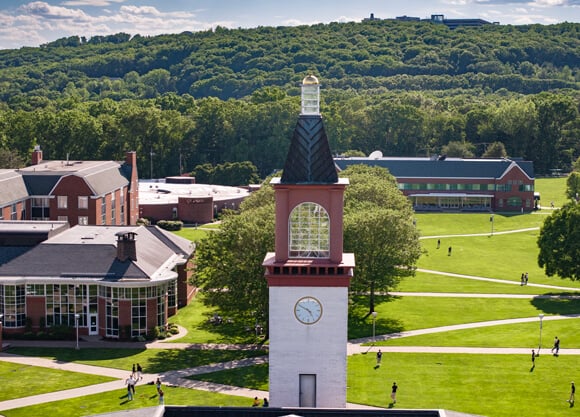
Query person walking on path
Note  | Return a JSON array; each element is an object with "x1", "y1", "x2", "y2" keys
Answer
[
  {"x1": 531, "y1": 349, "x2": 535, "y2": 365},
  {"x1": 437, "y1": 239, "x2": 440, "y2": 249},
  {"x1": 158, "y1": 388, "x2": 164, "y2": 405},
  {"x1": 524, "y1": 272, "x2": 529, "y2": 285},
  {"x1": 131, "y1": 363, "x2": 136, "y2": 377},
  {"x1": 391, "y1": 382, "x2": 398, "y2": 404},
  {"x1": 125, "y1": 375, "x2": 135, "y2": 400},
  {"x1": 521, "y1": 273, "x2": 525, "y2": 286},
  {"x1": 569, "y1": 382, "x2": 575, "y2": 405},
  {"x1": 552, "y1": 337, "x2": 560, "y2": 355},
  {"x1": 376, "y1": 349, "x2": 382, "y2": 366},
  {"x1": 448, "y1": 246, "x2": 452, "y2": 256},
  {"x1": 136, "y1": 363, "x2": 143, "y2": 380}
]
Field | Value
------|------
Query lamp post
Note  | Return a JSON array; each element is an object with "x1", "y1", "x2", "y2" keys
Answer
[
  {"x1": 490, "y1": 214, "x2": 495, "y2": 236},
  {"x1": 75, "y1": 313, "x2": 80, "y2": 350},
  {"x1": 371, "y1": 311, "x2": 378, "y2": 343},
  {"x1": 538, "y1": 314, "x2": 544, "y2": 355}
]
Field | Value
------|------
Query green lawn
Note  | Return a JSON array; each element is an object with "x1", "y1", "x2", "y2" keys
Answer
[
  {"x1": 535, "y1": 177, "x2": 568, "y2": 208},
  {"x1": 180, "y1": 353, "x2": 580, "y2": 417},
  {"x1": 347, "y1": 352, "x2": 578, "y2": 417},
  {"x1": 192, "y1": 363, "x2": 269, "y2": 391},
  {"x1": 6, "y1": 347, "x2": 267, "y2": 374},
  {"x1": 0, "y1": 361, "x2": 115, "y2": 401},
  {"x1": 397, "y1": 271, "x2": 558, "y2": 294},
  {"x1": 415, "y1": 211, "x2": 545, "y2": 237},
  {"x1": 378, "y1": 317, "x2": 580, "y2": 348},
  {"x1": 1, "y1": 384, "x2": 252, "y2": 417},
  {"x1": 167, "y1": 296, "x2": 265, "y2": 344},
  {"x1": 172, "y1": 226, "x2": 211, "y2": 242},
  {"x1": 348, "y1": 295, "x2": 580, "y2": 339},
  {"x1": 417, "y1": 231, "x2": 580, "y2": 287}
]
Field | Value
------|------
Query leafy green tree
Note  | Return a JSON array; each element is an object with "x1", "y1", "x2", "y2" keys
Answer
[
  {"x1": 0, "y1": 148, "x2": 25, "y2": 168},
  {"x1": 441, "y1": 141, "x2": 475, "y2": 158},
  {"x1": 342, "y1": 165, "x2": 421, "y2": 313},
  {"x1": 193, "y1": 186, "x2": 275, "y2": 333},
  {"x1": 572, "y1": 156, "x2": 580, "y2": 172},
  {"x1": 482, "y1": 141, "x2": 508, "y2": 158},
  {"x1": 538, "y1": 202, "x2": 580, "y2": 281},
  {"x1": 566, "y1": 172, "x2": 580, "y2": 202}
]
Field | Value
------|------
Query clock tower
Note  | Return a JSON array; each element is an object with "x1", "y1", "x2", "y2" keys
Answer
[{"x1": 263, "y1": 75, "x2": 355, "y2": 408}]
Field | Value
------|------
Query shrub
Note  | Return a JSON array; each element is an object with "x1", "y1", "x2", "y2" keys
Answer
[{"x1": 156, "y1": 220, "x2": 183, "y2": 231}]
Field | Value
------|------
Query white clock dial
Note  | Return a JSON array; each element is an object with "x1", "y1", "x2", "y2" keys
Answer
[{"x1": 294, "y1": 296, "x2": 323, "y2": 324}]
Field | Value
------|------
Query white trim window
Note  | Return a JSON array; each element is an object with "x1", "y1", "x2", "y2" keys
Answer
[
  {"x1": 57, "y1": 196, "x2": 68, "y2": 209},
  {"x1": 78, "y1": 196, "x2": 88, "y2": 209}
]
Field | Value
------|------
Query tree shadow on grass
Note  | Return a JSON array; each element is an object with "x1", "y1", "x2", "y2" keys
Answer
[
  {"x1": 530, "y1": 295, "x2": 580, "y2": 315},
  {"x1": 187, "y1": 362, "x2": 269, "y2": 391},
  {"x1": 6, "y1": 347, "x2": 147, "y2": 364},
  {"x1": 144, "y1": 348, "x2": 268, "y2": 374},
  {"x1": 348, "y1": 295, "x2": 404, "y2": 339}
]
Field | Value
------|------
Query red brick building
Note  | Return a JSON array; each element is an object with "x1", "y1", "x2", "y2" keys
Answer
[
  {"x1": 334, "y1": 155, "x2": 536, "y2": 212},
  {"x1": 0, "y1": 147, "x2": 139, "y2": 226},
  {"x1": 0, "y1": 222, "x2": 195, "y2": 339}
]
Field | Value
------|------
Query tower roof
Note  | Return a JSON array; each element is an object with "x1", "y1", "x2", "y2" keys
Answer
[{"x1": 280, "y1": 115, "x2": 338, "y2": 184}]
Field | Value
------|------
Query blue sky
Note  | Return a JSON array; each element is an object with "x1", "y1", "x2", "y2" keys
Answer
[{"x1": 0, "y1": 0, "x2": 579, "y2": 49}]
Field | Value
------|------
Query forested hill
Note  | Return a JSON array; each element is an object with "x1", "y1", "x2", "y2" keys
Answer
[
  {"x1": 0, "y1": 20, "x2": 578, "y2": 179},
  {"x1": 0, "y1": 20, "x2": 578, "y2": 103}
]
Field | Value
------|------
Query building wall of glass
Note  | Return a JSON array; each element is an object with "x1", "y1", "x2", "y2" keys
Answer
[{"x1": 1, "y1": 280, "x2": 175, "y2": 337}]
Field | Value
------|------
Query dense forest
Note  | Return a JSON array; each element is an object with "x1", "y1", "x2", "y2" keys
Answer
[{"x1": 0, "y1": 20, "x2": 578, "y2": 178}]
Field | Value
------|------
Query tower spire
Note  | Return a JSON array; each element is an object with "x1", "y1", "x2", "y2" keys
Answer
[{"x1": 281, "y1": 75, "x2": 337, "y2": 184}]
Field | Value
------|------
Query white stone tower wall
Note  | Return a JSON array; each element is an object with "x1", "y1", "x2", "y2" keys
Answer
[{"x1": 269, "y1": 285, "x2": 349, "y2": 408}]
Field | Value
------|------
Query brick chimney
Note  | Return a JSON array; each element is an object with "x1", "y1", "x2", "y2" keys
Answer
[
  {"x1": 124, "y1": 151, "x2": 139, "y2": 225},
  {"x1": 116, "y1": 231, "x2": 138, "y2": 262},
  {"x1": 31, "y1": 145, "x2": 43, "y2": 165}
]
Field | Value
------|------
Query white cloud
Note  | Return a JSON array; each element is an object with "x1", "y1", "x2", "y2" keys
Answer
[
  {"x1": 19, "y1": 1, "x2": 90, "y2": 20},
  {"x1": 61, "y1": 0, "x2": 126, "y2": 6}
]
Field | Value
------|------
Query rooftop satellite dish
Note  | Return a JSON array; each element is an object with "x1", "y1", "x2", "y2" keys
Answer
[{"x1": 368, "y1": 150, "x2": 383, "y2": 159}]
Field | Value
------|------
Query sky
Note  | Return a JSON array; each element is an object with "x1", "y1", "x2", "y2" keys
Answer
[{"x1": 0, "y1": 0, "x2": 579, "y2": 50}]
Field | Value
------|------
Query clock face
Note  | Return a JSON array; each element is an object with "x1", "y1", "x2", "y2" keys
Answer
[{"x1": 294, "y1": 296, "x2": 323, "y2": 324}]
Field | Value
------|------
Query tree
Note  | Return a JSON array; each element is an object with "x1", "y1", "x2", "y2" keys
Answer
[
  {"x1": 482, "y1": 141, "x2": 508, "y2": 158},
  {"x1": 538, "y1": 202, "x2": 580, "y2": 281},
  {"x1": 573, "y1": 156, "x2": 580, "y2": 172},
  {"x1": 566, "y1": 172, "x2": 580, "y2": 202},
  {"x1": 193, "y1": 165, "x2": 422, "y2": 333},
  {"x1": 441, "y1": 141, "x2": 475, "y2": 158},
  {"x1": 342, "y1": 165, "x2": 421, "y2": 314},
  {"x1": 192, "y1": 185, "x2": 275, "y2": 335},
  {"x1": 0, "y1": 148, "x2": 25, "y2": 168}
]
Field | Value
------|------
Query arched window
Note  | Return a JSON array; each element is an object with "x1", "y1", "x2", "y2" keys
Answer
[{"x1": 289, "y1": 202, "x2": 329, "y2": 258}]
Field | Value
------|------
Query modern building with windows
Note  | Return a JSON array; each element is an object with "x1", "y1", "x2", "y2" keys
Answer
[
  {"x1": 0, "y1": 147, "x2": 139, "y2": 226},
  {"x1": 0, "y1": 222, "x2": 195, "y2": 339},
  {"x1": 334, "y1": 155, "x2": 535, "y2": 212}
]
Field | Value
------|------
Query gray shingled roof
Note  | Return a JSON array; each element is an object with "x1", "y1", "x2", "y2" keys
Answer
[
  {"x1": 0, "y1": 225, "x2": 194, "y2": 282},
  {"x1": 78, "y1": 162, "x2": 130, "y2": 196},
  {"x1": 0, "y1": 170, "x2": 29, "y2": 205},
  {"x1": 20, "y1": 161, "x2": 129, "y2": 197},
  {"x1": 281, "y1": 115, "x2": 338, "y2": 184},
  {"x1": 334, "y1": 157, "x2": 534, "y2": 179}
]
